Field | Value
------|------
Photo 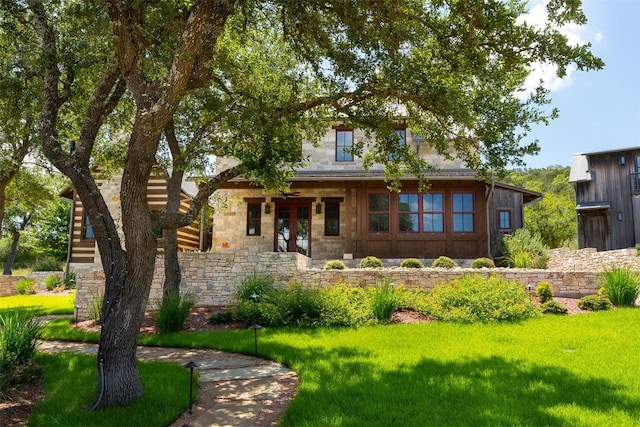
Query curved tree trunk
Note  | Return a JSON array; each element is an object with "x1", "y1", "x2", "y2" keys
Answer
[
  {"x1": 163, "y1": 227, "x2": 181, "y2": 299},
  {"x1": 3, "y1": 229, "x2": 20, "y2": 275}
]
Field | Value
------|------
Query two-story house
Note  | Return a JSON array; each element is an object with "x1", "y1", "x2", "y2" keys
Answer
[
  {"x1": 212, "y1": 126, "x2": 541, "y2": 261},
  {"x1": 569, "y1": 146, "x2": 640, "y2": 251}
]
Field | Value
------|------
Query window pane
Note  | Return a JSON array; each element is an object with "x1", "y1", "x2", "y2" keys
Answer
[
  {"x1": 499, "y1": 211, "x2": 511, "y2": 229},
  {"x1": 369, "y1": 194, "x2": 389, "y2": 211},
  {"x1": 336, "y1": 130, "x2": 354, "y2": 162},
  {"x1": 84, "y1": 215, "x2": 95, "y2": 239},
  {"x1": 453, "y1": 213, "x2": 474, "y2": 232},
  {"x1": 398, "y1": 193, "x2": 418, "y2": 212},
  {"x1": 325, "y1": 202, "x2": 340, "y2": 236},
  {"x1": 423, "y1": 193, "x2": 443, "y2": 212},
  {"x1": 423, "y1": 213, "x2": 444, "y2": 232},
  {"x1": 247, "y1": 203, "x2": 262, "y2": 236},
  {"x1": 399, "y1": 213, "x2": 419, "y2": 232},
  {"x1": 369, "y1": 213, "x2": 389, "y2": 232}
]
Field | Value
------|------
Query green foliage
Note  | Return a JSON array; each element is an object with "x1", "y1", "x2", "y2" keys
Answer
[
  {"x1": 62, "y1": 271, "x2": 76, "y2": 290},
  {"x1": 425, "y1": 274, "x2": 539, "y2": 322},
  {"x1": 539, "y1": 300, "x2": 568, "y2": 315},
  {"x1": 598, "y1": 266, "x2": 640, "y2": 307},
  {"x1": 536, "y1": 281, "x2": 553, "y2": 303},
  {"x1": 431, "y1": 256, "x2": 458, "y2": 268},
  {"x1": 14, "y1": 277, "x2": 36, "y2": 295},
  {"x1": 505, "y1": 167, "x2": 577, "y2": 248},
  {"x1": 360, "y1": 256, "x2": 383, "y2": 268},
  {"x1": 370, "y1": 281, "x2": 399, "y2": 323},
  {"x1": 235, "y1": 273, "x2": 275, "y2": 302},
  {"x1": 0, "y1": 308, "x2": 43, "y2": 393},
  {"x1": 153, "y1": 293, "x2": 195, "y2": 333},
  {"x1": 89, "y1": 293, "x2": 103, "y2": 325},
  {"x1": 209, "y1": 310, "x2": 233, "y2": 325},
  {"x1": 471, "y1": 257, "x2": 495, "y2": 268},
  {"x1": 400, "y1": 258, "x2": 424, "y2": 268},
  {"x1": 324, "y1": 260, "x2": 346, "y2": 270},
  {"x1": 578, "y1": 295, "x2": 611, "y2": 311},
  {"x1": 44, "y1": 273, "x2": 63, "y2": 291},
  {"x1": 31, "y1": 259, "x2": 63, "y2": 272},
  {"x1": 499, "y1": 228, "x2": 549, "y2": 269}
]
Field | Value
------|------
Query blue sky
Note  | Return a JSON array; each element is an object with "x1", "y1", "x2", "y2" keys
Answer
[{"x1": 520, "y1": 0, "x2": 640, "y2": 168}]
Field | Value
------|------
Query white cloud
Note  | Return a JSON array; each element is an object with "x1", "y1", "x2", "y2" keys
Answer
[{"x1": 516, "y1": 0, "x2": 601, "y2": 98}]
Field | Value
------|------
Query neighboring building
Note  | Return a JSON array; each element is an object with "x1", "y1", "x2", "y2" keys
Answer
[
  {"x1": 569, "y1": 146, "x2": 640, "y2": 251},
  {"x1": 62, "y1": 168, "x2": 209, "y2": 266},
  {"x1": 212, "y1": 127, "x2": 541, "y2": 261}
]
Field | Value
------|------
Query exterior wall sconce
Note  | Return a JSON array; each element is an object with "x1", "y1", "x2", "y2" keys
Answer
[
  {"x1": 316, "y1": 203, "x2": 322, "y2": 214},
  {"x1": 618, "y1": 211, "x2": 623, "y2": 221},
  {"x1": 264, "y1": 203, "x2": 271, "y2": 214},
  {"x1": 620, "y1": 156, "x2": 626, "y2": 165}
]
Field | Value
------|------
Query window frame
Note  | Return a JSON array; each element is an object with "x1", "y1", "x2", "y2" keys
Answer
[
  {"x1": 398, "y1": 193, "x2": 419, "y2": 233},
  {"x1": 422, "y1": 192, "x2": 445, "y2": 233},
  {"x1": 246, "y1": 202, "x2": 262, "y2": 236},
  {"x1": 498, "y1": 209, "x2": 512, "y2": 231},
  {"x1": 81, "y1": 213, "x2": 95, "y2": 240},
  {"x1": 367, "y1": 192, "x2": 390, "y2": 233},
  {"x1": 324, "y1": 201, "x2": 340, "y2": 236},
  {"x1": 452, "y1": 192, "x2": 475, "y2": 233},
  {"x1": 335, "y1": 128, "x2": 354, "y2": 162}
]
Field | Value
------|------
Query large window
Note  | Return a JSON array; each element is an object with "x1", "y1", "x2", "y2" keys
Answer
[
  {"x1": 498, "y1": 210, "x2": 512, "y2": 230},
  {"x1": 422, "y1": 193, "x2": 444, "y2": 233},
  {"x1": 246, "y1": 203, "x2": 261, "y2": 236},
  {"x1": 398, "y1": 193, "x2": 419, "y2": 232},
  {"x1": 324, "y1": 202, "x2": 340, "y2": 236},
  {"x1": 452, "y1": 193, "x2": 475, "y2": 232},
  {"x1": 368, "y1": 193, "x2": 389, "y2": 232},
  {"x1": 336, "y1": 129, "x2": 354, "y2": 162},
  {"x1": 82, "y1": 213, "x2": 94, "y2": 240},
  {"x1": 388, "y1": 129, "x2": 406, "y2": 160}
]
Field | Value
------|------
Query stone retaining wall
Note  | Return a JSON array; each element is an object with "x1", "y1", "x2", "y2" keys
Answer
[{"x1": 68, "y1": 247, "x2": 640, "y2": 319}]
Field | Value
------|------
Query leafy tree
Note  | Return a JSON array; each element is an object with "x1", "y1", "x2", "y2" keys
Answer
[
  {"x1": 507, "y1": 166, "x2": 577, "y2": 248},
  {"x1": 10, "y1": 0, "x2": 603, "y2": 408}
]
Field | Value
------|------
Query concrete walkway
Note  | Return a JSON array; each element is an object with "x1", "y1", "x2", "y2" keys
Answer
[{"x1": 38, "y1": 340, "x2": 298, "y2": 427}]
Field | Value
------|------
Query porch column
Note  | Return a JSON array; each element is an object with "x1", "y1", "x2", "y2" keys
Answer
[{"x1": 344, "y1": 187, "x2": 353, "y2": 259}]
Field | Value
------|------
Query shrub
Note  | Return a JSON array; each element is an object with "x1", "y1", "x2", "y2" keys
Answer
[
  {"x1": 31, "y1": 259, "x2": 62, "y2": 272},
  {"x1": 14, "y1": 277, "x2": 36, "y2": 295},
  {"x1": 400, "y1": 258, "x2": 424, "y2": 268},
  {"x1": 154, "y1": 293, "x2": 195, "y2": 333},
  {"x1": 0, "y1": 308, "x2": 43, "y2": 377},
  {"x1": 599, "y1": 266, "x2": 640, "y2": 307},
  {"x1": 235, "y1": 273, "x2": 275, "y2": 302},
  {"x1": 318, "y1": 284, "x2": 371, "y2": 327},
  {"x1": 370, "y1": 281, "x2": 399, "y2": 323},
  {"x1": 234, "y1": 301, "x2": 284, "y2": 327},
  {"x1": 536, "y1": 281, "x2": 553, "y2": 303},
  {"x1": 360, "y1": 256, "x2": 383, "y2": 268},
  {"x1": 324, "y1": 260, "x2": 346, "y2": 270},
  {"x1": 431, "y1": 256, "x2": 458, "y2": 269},
  {"x1": 499, "y1": 228, "x2": 549, "y2": 269},
  {"x1": 540, "y1": 300, "x2": 568, "y2": 315},
  {"x1": 44, "y1": 274, "x2": 63, "y2": 291},
  {"x1": 425, "y1": 274, "x2": 539, "y2": 322},
  {"x1": 471, "y1": 257, "x2": 495, "y2": 268},
  {"x1": 209, "y1": 310, "x2": 233, "y2": 324},
  {"x1": 89, "y1": 293, "x2": 103, "y2": 325},
  {"x1": 578, "y1": 295, "x2": 611, "y2": 311},
  {"x1": 63, "y1": 271, "x2": 77, "y2": 290}
]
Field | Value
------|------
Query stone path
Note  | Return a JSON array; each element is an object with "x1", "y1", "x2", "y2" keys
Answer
[{"x1": 38, "y1": 340, "x2": 298, "y2": 427}]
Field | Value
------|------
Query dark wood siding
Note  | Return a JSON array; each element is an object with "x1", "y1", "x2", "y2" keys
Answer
[
  {"x1": 575, "y1": 149, "x2": 639, "y2": 250},
  {"x1": 354, "y1": 181, "x2": 489, "y2": 259},
  {"x1": 487, "y1": 187, "x2": 525, "y2": 257}
]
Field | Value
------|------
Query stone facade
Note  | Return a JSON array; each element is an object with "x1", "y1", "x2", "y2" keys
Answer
[{"x1": 69, "y1": 247, "x2": 640, "y2": 319}]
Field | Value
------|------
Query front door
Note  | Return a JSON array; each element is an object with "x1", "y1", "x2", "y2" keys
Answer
[
  {"x1": 275, "y1": 203, "x2": 311, "y2": 256},
  {"x1": 582, "y1": 212, "x2": 609, "y2": 252}
]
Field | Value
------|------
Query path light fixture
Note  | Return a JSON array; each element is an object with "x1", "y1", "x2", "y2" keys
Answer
[
  {"x1": 250, "y1": 324, "x2": 262, "y2": 356},
  {"x1": 526, "y1": 285, "x2": 534, "y2": 296},
  {"x1": 249, "y1": 293, "x2": 259, "y2": 303},
  {"x1": 183, "y1": 361, "x2": 200, "y2": 414},
  {"x1": 74, "y1": 305, "x2": 79, "y2": 325}
]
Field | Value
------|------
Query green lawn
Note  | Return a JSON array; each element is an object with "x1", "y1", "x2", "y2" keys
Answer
[
  {"x1": 40, "y1": 309, "x2": 640, "y2": 426},
  {"x1": 0, "y1": 291, "x2": 76, "y2": 315}
]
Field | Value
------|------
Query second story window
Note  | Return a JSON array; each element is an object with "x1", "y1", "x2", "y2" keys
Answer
[
  {"x1": 389, "y1": 129, "x2": 406, "y2": 160},
  {"x1": 82, "y1": 213, "x2": 95, "y2": 240},
  {"x1": 336, "y1": 129, "x2": 354, "y2": 162}
]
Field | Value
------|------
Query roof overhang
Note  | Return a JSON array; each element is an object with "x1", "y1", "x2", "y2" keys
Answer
[{"x1": 575, "y1": 202, "x2": 611, "y2": 211}]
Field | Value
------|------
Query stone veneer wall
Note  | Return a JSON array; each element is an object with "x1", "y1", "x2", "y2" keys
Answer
[{"x1": 69, "y1": 247, "x2": 640, "y2": 319}]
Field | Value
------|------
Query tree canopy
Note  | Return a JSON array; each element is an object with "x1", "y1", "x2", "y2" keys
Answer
[{"x1": 2, "y1": 0, "x2": 603, "y2": 408}]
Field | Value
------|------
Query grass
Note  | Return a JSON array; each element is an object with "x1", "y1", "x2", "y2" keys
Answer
[
  {"x1": 29, "y1": 352, "x2": 193, "y2": 427},
  {"x1": 0, "y1": 291, "x2": 76, "y2": 315},
  {"x1": 40, "y1": 309, "x2": 640, "y2": 426}
]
